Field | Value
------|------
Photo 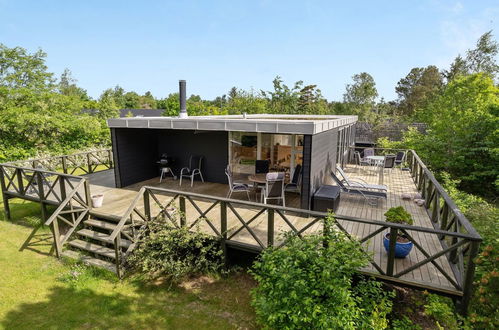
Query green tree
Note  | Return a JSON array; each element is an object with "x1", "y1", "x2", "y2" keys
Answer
[
  {"x1": 0, "y1": 44, "x2": 54, "y2": 90},
  {"x1": 395, "y1": 66, "x2": 443, "y2": 117},
  {"x1": 140, "y1": 91, "x2": 157, "y2": 109},
  {"x1": 297, "y1": 84, "x2": 328, "y2": 114},
  {"x1": 465, "y1": 31, "x2": 499, "y2": 79},
  {"x1": 123, "y1": 91, "x2": 141, "y2": 108},
  {"x1": 407, "y1": 73, "x2": 498, "y2": 196},
  {"x1": 58, "y1": 68, "x2": 89, "y2": 100},
  {"x1": 343, "y1": 72, "x2": 378, "y2": 122}
]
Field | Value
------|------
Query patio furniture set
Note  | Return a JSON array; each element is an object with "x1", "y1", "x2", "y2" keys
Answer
[
  {"x1": 158, "y1": 154, "x2": 301, "y2": 207},
  {"x1": 225, "y1": 160, "x2": 302, "y2": 207}
]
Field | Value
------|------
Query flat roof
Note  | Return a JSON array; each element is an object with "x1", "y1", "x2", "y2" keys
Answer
[{"x1": 107, "y1": 114, "x2": 357, "y2": 135}]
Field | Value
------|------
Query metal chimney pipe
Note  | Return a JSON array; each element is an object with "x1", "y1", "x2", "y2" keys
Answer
[{"x1": 178, "y1": 80, "x2": 188, "y2": 118}]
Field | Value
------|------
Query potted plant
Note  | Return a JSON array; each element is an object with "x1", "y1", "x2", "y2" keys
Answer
[{"x1": 383, "y1": 206, "x2": 414, "y2": 258}]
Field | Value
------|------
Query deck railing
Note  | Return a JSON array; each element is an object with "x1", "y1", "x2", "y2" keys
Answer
[
  {"x1": 5, "y1": 149, "x2": 113, "y2": 175},
  {"x1": 0, "y1": 164, "x2": 91, "y2": 257},
  {"x1": 0, "y1": 149, "x2": 112, "y2": 256},
  {"x1": 348, "y1": 146, "x2": 482, "y2": 312},
  {"x1": 109, "y1": 183, "x2": 480, "y2": 313}
]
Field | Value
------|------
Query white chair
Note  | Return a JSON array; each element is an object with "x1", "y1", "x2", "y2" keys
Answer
[
  {"x1": 336, "y1": 165, "x2": 387, "y2": 192},
  {"x1": 261, "y1": 172, "x2": 285, "y2": 207},
  {"x1": 225, "y1": 165, "x2": 251, "y2": 200},
  {"x1": 354, "y1": 151, "x2": 371, "y2": 166},
  {"x1": 179, "y1": 155, "x2": 204, "y2": 187}
]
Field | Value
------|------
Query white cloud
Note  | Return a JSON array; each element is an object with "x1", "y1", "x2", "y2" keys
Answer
[{"x1": 436, "y1": 3, "x2": 499, "y2": 69}]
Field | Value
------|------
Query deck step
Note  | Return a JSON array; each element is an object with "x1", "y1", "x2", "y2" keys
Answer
[
  {"x1": 77, "y1": 229, "x2": 131, "y2": 248},
  {"x1": 83, "y1": 219, "x2": 117, "y2": 231},
  {"x1": 61, "y1": 250, "x2": 116, "y2": 274},
  {"x1": 67, "y1": 239, "x2": 116, "y2": 259}
]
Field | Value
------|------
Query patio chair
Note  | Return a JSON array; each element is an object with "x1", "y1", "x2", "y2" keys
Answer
[
  {"x1": 354, "y1": 151, "x2": 371, "y2": 166},
  {"x1": 225, "y1": 165, "x2": 251, "y2": 200},
  {"x1": 383, "y1": 154, "x2": 396, "y2": 172},
  {"x1": 261, "y1": 172, "x2": 285, "y2": 206},
  {"x1": 330, "y1": 171, "x2": 387, "y2": 205},
  {"x1": 179, "y1": 155, "x2": 204, "y2": 187},
  {"x1": 255, "y1": 160, "x2": 270, "y2": 174},
  {"x1": 285, "y1": 164, "x2": 302, "y2": 194},
  {"x1": 394, "y1": 151, "x2": 406, "y2": 167},
  {"x1": 336, "y1": 165, "x2": 387, "y2": 192},
  {"x1": 363, "y1": 148, "x2": 375, "y2": 158}
]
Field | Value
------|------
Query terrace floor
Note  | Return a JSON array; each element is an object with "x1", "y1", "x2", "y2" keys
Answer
[{"x1": 83, "y1": 165, "x2": 458, "y2": 295}]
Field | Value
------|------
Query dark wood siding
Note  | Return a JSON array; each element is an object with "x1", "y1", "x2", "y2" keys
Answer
[
  {"x1": 156, "y1": 130, "x2": 229, "y2": 184},
  {"x1": 300, "y1": 135, "x2": 313, "y2": 209},
  {"x1": 113, "y1": 128, "x2": 158, "y2": 188}
]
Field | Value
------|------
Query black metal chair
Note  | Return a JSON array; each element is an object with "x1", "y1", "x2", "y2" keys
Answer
[
  {"x1": 394, "y1": 151, "x2": 406, "y2": 167},
  {"x1": 179, "y1": 155, "x2": 204, "y2": 187},
  {"x1": 285, "y1": 164, "x2": 302, "y2": 194},
  {"x1": 384, "y1": 154, "x2": 396, "y2": 171},
  {"x1": 255, "y1": 160, "x2": 269, "y2": 174}
]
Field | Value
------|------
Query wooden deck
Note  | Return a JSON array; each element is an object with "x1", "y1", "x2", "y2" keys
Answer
[{"x1": 84, "y1": 166, "x2": 458, "y2": 295}]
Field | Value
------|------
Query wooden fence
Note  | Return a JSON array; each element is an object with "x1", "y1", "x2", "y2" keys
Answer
[{"x1": 108, "y1": 182, "x2": 481, "y2": 313}]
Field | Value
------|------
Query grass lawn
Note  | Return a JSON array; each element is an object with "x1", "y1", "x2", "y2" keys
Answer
[{"x1": 0, "y1": 188, "x2": 258, "y2": 329}]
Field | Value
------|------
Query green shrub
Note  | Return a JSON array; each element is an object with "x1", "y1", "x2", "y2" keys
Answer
[
  {"x1": 441, "y1": 174, "x2": 499, "y2": 328},
  {"x1": 384, "y1": 206, "x2": 413, "y2": 225},
  {"x1": 127, "y1": 218, "x2": 224, "y2": 282},
  {"x1": 250, "y1": 215, "x2": 393, "y2": 329}
]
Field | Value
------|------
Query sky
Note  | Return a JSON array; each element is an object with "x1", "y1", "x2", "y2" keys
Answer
[{"x1": 1, "y1": 0, "x2": 498, "y2": 101}]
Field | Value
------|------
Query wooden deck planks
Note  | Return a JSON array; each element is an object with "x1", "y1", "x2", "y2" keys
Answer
[{"x1": 76, "y1": 168, "x2": 459, "y2": 293}]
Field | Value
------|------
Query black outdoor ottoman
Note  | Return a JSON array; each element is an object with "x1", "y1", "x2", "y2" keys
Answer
[{"x1": 312, "y1": 185, "x2": 341, "y2": 212}]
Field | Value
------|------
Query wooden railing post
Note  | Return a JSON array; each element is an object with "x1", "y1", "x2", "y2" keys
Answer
[
  {"x1": 84, "y1": 179, "x2": 91, "y2": 208},
  {"x1": 108, "y1": 149, "x2": 113, "y2": 168},
  {"x1": 86, "y1": 153, "x2": 92, "y2": 173},
  {"x1": 61, "y1": 156, "x2": 68, "y2": 174},
  {"x1": 179, "y1": 196, "x2": 186, "y2": 227},
  {"x1": 16, "y1": 168, "x2": 24, "y2": 194},
  {"x1": 36, "y1": 171, "x2": 48, "y2": 222},
  {"x1": 439, "y1": 203, "x2": 449, "y2": 239},
  {"x1": 458, "y1": 240, "x2": 480, "y2": 315},
  {"x1": 143, "y1": 189, "x2": 151, "y2": 221},
  {"x1": 386, "y1": 227, "x2": 398, "y2": 276},
  {"x1": 51, "y1": 219, "x2": 62, "y2": 258},
  {"x1": 220, "y1": 201, "x2": 228, "y2": 267},
  {"x1": 114, "y1": 235, "x2": 122, "y2": 278},
  {"x1": 59, "y1": 176, "x2": 67, "y2": 201},
  {"x1": 267, "y1": 209, "x2": 274, "y2": 247},
  {"x1": 0, "y1": 166, "x2": 11, "y2": 221},
  {"x1": 449, "y1": 224, "x2": 459, "y2": 263}
]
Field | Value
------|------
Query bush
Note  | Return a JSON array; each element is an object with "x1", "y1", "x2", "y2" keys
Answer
[
  {"x1": 127, "y1": 217, "x2": 224, "y2": 282},
  {"x1": 384, "y1": 206, "x2": 413, "y2": 225},
  {"x1": 441, "y1": 174, "x2": 499, "y2": 328},
  {"x1": 250, "y1": 215, "x2": 393, "y2": 329}
]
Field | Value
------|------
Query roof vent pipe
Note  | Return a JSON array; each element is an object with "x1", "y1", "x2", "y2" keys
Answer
[{"x1": 178, "y1": 80, "x2": 188, "y2": 118}]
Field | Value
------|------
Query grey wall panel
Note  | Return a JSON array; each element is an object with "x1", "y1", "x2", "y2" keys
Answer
[
  {"x1": 308, "y1": 128, "x2": 338, "y2": 204},
  {"x1": 157, "y1": 130, "x2": 228, "y2": 184},
  {"x1": 113, "y1": 128, "x2": 158, "y2": 187}
]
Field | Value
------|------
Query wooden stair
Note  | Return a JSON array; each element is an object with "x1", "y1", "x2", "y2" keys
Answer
[{"x1": 61, "y1": 215, "x2": 130, "y2": 275}]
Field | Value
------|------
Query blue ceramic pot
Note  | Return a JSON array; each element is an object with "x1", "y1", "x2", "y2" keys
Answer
[{"x1": 383, "y1": 232, "x2": 413, "y2": 258}]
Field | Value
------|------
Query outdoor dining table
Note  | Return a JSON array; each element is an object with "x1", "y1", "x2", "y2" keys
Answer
[
  {"x1": 247, "y1": 173, "x2": 290, "y2": 202},
  {"x1": 366, "y1": 155, "x2": 385, "y2": 185}
]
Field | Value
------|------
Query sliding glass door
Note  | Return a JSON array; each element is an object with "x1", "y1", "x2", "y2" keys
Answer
[{"x1": 229, "y1": 132, "x2": 303, "y2": 181}]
